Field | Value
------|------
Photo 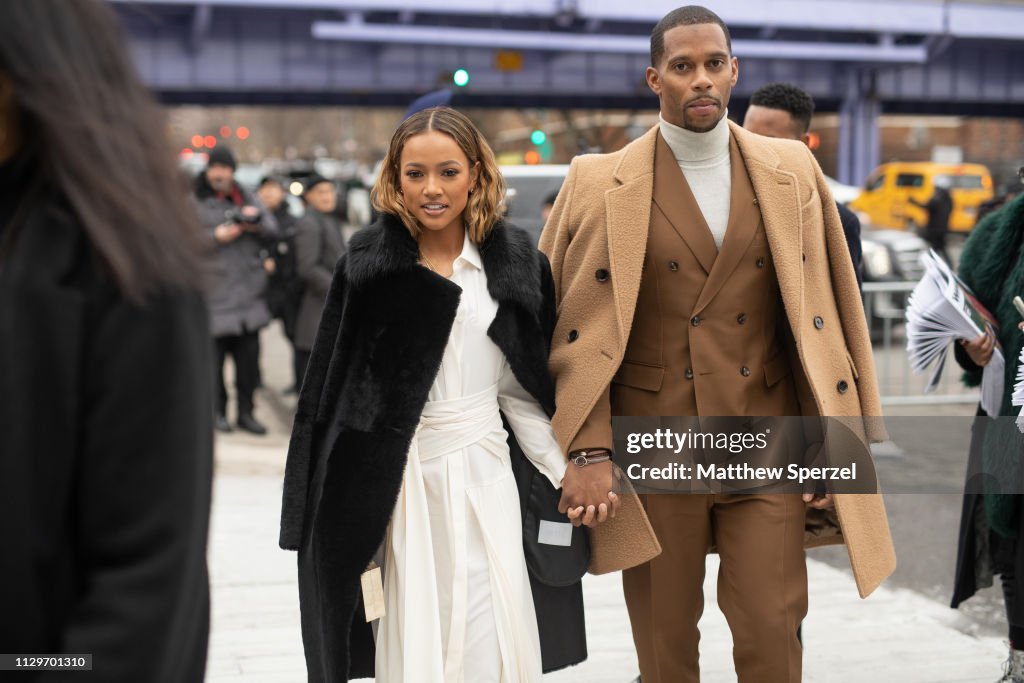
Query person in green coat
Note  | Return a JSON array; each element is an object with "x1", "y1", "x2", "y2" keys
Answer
[{"x1": 953, "y1": 185, "x2": 1024, "y2": 682}]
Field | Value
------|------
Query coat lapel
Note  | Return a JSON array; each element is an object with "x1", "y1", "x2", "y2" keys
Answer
[
  {"x1": 730, "y1": 121, "x2": 805, "y2": 342},
  {"x1": 606, "y1": 127, "x2": 657, "y2": 350},
  {"x1": 652, "y1": 132, "x2": 717, "y2": 275},
  {"x1": 693, "y1": 133, "x2": 760, "y2": 315}
]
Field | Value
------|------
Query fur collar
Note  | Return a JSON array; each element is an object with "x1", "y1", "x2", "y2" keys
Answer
[
  {"x1": 958, "y1": 193, "x2": 1024, "y2": 409},
  {"x1": 346, "y1": 213, "x2": 543, "y2": 314},
  {"x1": 960, "y1": 193, "x2": 1024, "y2": 312}
]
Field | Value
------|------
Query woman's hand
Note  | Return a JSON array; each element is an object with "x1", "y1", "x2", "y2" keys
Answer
[{"x1": 961, "y1": 329, "x2": 995, "y2": 367}]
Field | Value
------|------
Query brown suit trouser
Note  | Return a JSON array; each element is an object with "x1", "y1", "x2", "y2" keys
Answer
[{"x1": 623, "y1": 493, "x2": 807, "y2": 683}]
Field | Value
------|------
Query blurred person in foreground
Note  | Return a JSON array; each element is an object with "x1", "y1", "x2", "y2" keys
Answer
[
  {"x1": 279, "y1": 107, "x2": 587, "y2": 681},
  {"x1": 0, "y1": 1, "x2": 212, "y2": 681},
  {"x1": 293, "y1": 174, "x2": 345, "y2": 388},
  {"x1": 258, "y1": 175, "x2": 303, "y2": 393},
  {"x1": 953, "y1": 167, "x2": 1024, "y2": 682},
  {"x1": 194, "y1": 146, "x2": 277, "y2": 435},
  {"x1": 743, "y1": 81, "x2": 863, "y2": 290}
]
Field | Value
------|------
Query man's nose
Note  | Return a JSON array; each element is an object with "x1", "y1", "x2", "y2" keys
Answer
[{"x1": 691, "y1": 67, "x2": 713, "y2": 90}]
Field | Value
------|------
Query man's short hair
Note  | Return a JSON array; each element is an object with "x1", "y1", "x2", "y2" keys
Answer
[
  {"x1": 749, "y1": 83, "x2": 816, "y2": 135},
  {"x1": 650, "y1": 5, "x2": 732, "y2": 67}
]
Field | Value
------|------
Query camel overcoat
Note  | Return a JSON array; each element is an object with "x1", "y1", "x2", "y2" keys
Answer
[{"x1": 539, "y1": 122, "x2": 896, "y2": 598}]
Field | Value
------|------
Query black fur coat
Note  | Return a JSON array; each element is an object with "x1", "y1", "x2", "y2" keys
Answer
[{"x1": 279, "y1": 214, "x2": 587, "y2": 682}]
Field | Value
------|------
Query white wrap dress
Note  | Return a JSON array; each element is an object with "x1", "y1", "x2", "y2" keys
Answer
[{"x1": 374, "y1": 232, "x2": 568, "y2": 683}]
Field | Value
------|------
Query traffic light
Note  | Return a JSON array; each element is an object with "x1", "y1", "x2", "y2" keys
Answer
[
  {"x1": 530, "y1": 129, "x2": 547, "y2": 146},
  {"x1": 453, "y1": 69, "x2": 470, "y2": 87}
]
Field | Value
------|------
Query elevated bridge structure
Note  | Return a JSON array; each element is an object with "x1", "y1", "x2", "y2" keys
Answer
[{"x1": 113, "y1": 0, "x2": 1024, "y2": 184}]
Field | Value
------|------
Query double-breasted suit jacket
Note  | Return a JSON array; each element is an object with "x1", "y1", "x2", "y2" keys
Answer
[{"x1": 539, "y1": 122, "x2": 896, "y2": 597}]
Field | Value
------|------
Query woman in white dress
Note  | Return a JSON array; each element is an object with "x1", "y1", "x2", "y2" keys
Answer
[{"x1": 280, "y1": 107, "x2": 593, "y2": 682}]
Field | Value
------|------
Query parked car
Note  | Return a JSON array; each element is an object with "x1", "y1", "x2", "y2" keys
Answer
[
  {"x1": 849, "y1": 162, "x2": 994, "y2": 233},
  {"x1": 500, "y1": 164, "x2": 570, "y2": 238},
  {"x1": 824, "y1": 174, "x2": 861, "y2": 206}
]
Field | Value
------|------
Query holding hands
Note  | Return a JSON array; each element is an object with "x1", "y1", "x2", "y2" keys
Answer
[{"x1": 559, "y1": 458, "x2": 620, "y2": 528}]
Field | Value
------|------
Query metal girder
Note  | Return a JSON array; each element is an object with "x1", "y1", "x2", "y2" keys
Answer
[
  {"x1": 110, "y1": 0, "x2": 1024, "y2": 40},
  {"x1": 113, "y1": 1, "x2": 1024, "y2": 115},
  {"x1": 837, "y1": 71, "x2": 881, "y2": 186},
  {"x1": 189, "y1": 3, "x2": 212, "y2": 53},
  {"x1": 311, "y1": 21, "x2": 930, "y2": 63}
]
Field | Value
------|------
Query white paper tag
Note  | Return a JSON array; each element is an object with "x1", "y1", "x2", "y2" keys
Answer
[
  {"x1": 538, "y1": 520, "x2": 573, "y2": 547},
  {"x1": 361, "y1": 565, "x2": 385, "y2": 622}
]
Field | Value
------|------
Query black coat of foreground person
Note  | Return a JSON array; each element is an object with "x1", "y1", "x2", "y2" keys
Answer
[{"x1": 0, "y1": 2, "x2": 213, "y2": 681}]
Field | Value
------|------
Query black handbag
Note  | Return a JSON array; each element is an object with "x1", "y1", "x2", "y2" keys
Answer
[{"x1": 504, "y1": 416, "x2": 591, "y2": 587}]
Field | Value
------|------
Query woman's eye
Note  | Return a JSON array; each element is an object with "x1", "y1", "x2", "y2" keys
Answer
[
  {"x1": 405, "y1": 171, "x2": 422, "y2": 178},
  {"x1": 443, "y1": 168, "x2": 459, "y2": 177}
]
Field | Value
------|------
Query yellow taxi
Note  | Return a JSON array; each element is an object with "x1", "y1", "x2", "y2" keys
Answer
[{"x1": 850, "y1": 162, "x2": 994, "y2": 232}]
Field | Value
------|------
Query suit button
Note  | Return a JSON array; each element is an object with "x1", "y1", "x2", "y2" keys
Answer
[
  {"x1": 837, "y1": 379, "x2": 849, "y2": 393},
  {"x1": 691, "y1": 315, "x2": 700, "y2": 327},
  {"x1": 669, "y1": 261, "x2": 679, "y2": 272},
  {"x1": 814, "y1": 316, "x2": 824, "y2": 329},
  {"x1": 595, "y1": 268, "x2": 609, "y2": 282},
  {"x1": 685, "y1": 368, "x2": 694, "y2": 380},
  {"x1": 756, "y1": 257, "x2": 765, "y2": 268},
  {"x1": 741, "y1": 366, "x2": 751, "y2": 377},
  {"x1": 737, "y1": 313, "x2": 747, "y2": 325},
  {"x1": 802, "y1": 253, "x2": 807, "y2": 262},
  {"x1": 567, "y1": 330, "x2": 579, "y2": 343}
]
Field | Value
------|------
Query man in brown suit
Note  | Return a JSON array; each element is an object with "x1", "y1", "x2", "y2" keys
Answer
[{"x1": 541, "y1": 6, "x2": 896, "y2": 682}]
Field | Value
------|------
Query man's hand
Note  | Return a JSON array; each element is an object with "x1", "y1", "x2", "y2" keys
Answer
[
  {"x1": 961, "y1": 328, "x2": 995, "y2": 367},
  {"x1": 214, "y1": 222, "x2": 242, "y2": 243},
  {"x1": 559, "y1": 460, "x2": 620, "y2": 528},
  {"x1": 802, "y1": 492, "x2": 834, "y2": 510}
]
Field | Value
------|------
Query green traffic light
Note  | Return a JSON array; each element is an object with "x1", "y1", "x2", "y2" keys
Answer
[
  {"x1": 530, "y1": 129, "x2": 547, "y2": 145},
  {"x1": 453, "y1": 69, "x2": 470, "y2": 87}
]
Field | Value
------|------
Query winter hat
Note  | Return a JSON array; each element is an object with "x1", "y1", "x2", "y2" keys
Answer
[
  {"x1": 207, "y1": 146, "x2": 237, "y2": 170},
  {"x1": 303, "y1": 173, "x2": 332, "y2": 194},
  {"x1": 259, "y1": 175, "x2": 286, "y2": 189}
]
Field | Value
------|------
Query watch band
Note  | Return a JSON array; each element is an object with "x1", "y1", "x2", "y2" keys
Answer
[{"x1": 570, "y1": 449, "x2": 612, "y2": 467}]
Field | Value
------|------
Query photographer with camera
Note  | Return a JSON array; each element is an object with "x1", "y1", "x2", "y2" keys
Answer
[{"x1": 194, "y1": 146, "x2": 277, "y2": 435}]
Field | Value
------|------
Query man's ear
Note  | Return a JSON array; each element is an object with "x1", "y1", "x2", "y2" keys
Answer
[{"x1": 645, "y1": 66, "x2": 662, "y2": 97}]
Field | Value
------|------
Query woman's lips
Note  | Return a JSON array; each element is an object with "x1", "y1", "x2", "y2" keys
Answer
[{"x1": 421, "y1": 203, "x2": 448, "y2": 217}]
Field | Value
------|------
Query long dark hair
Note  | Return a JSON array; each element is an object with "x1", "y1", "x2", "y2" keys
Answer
[{"x1": 0, "y1": 0, "x2": 202, "y2": 299}]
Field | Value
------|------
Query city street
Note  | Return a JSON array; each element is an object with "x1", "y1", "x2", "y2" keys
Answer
[{"x1": 204, "y1": 323, "x2": 1008, "y2": 681}]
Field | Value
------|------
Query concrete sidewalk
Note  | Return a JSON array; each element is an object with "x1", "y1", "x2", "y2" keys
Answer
[
  {"x1": 206, "y1": 445, "x2": 1005, "y2": 683},
  {"x1": 203, "y1": 322, "x2": 1004, "y2": 681}
]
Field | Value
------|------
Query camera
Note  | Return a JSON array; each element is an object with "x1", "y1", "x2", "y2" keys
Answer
[{"x1": 224, "y1": 207, "x2": 262, "y2": 226}]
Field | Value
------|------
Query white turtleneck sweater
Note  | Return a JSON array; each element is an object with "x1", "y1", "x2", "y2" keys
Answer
[{"x1": 659, "y1": 113, "x2": 732, "y2": 249}]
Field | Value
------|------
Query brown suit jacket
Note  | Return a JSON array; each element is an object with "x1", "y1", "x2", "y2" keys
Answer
[{"x1": 539, "y1": 121, "x2": 896, "y2": 597}]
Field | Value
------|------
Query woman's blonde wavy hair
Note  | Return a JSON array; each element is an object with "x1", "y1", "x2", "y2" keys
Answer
[{"x1": 371, "y1": 107, "x2": 506, "y2": 244}]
